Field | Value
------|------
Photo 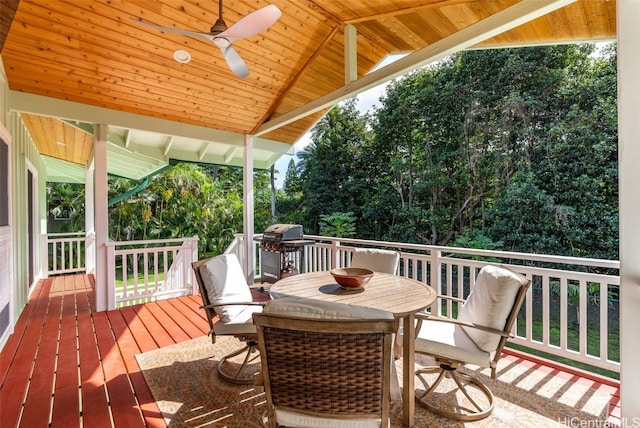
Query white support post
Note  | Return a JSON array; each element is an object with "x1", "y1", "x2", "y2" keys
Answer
[
  {"x1": 344, "y1": 24, "x2": 358, "y2": 84},
  {"x1": 618, "y1": 0, "x2": 640, "y2": 419},
  {"x1": 93, "y1": 124, "x2": 109, "y2": 311},
  {"x1": 190, "y1": 236, "x2": 199, "y2": 294},
  {"x1": 243, "y1": 134, "x2": 255, "y2": 284},
  {"x1": 430, "y1": 250, "x2": 441, "y2": 315},
  {"x1": 85, "y1": 155, "x2": 96, "y2": 275},
  {"x1": 331, "y1": 240, "x2": 340, "y2": 269}
]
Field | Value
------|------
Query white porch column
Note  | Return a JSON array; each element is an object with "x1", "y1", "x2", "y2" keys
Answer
[
  {"x1": 93, "y1": 124, "x2": 109, "y2": 311},
  {"x1": 618, "y1": 0, "x2": 640, "y2": 418},
  {"x1": 243, "y1": 134, "x2": 255, "y2": 284},
  {"x1": 84, "y1": 155, "x2": 96, "y2": 275}
]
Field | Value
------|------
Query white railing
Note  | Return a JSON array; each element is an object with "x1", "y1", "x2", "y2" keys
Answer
[
  {"x1": 105, "y1": 237, "x2": 199, "y2": 308},
  {"x1": 91, "y1": 232, "x2": 619, "y2": 373},
  {"x1": 246, "y1": 234, "x2": 620, "y2": 374},
  {"x1": 45, "y1": 232, "x2": 86, "y2": 275}
]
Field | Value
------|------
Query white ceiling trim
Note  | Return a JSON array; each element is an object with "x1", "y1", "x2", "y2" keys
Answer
[
  {"x1": 8, "y1": 90, "x2": 293, "y2": 155},
  {"x1": 43, "y1": 156, "x2": 85, "y2": 184}
]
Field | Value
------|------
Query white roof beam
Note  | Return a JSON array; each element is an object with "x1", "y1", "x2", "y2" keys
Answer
[
  {"x1": 124, "y1": 129, "x2": 132, "y2": 149},
  {"x1": 224, "y1": 147, "x2": 240, "y2": 164},
  {"x1": 163, "y1": 136, "x2": 174, "y2": 157},
  {"x1": 198, "y1": 142, "x2": 212, "y2": 161},
  {"x1": 9, "y1": 91, "x2": 245, "y2": 146},
  {"x1": 256, "y1": 0, "x2": 576, "y2": 136},
  {"x1": 345, "y1": 24, "x2": 358, "y2": 84}
]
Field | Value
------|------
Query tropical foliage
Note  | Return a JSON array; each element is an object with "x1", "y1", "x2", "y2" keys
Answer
[
  {"x1": 48, "y1": 43, "x2": 618, "y2": 262},
  {"x1": 280, "y1": 43, "x2": 618, "y2": 260},
  {"x1": 49, "y1": 164, "x2": 272, "y2": 256}
]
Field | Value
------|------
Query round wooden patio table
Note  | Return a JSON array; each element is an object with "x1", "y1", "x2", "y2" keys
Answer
[{"x1": 270, "y1": 270, "x2": 436, "y2": 427}]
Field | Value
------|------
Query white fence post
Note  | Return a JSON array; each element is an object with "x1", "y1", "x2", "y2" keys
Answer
[
  {"x1": 430, "y1": 249, "x2": 442, "y2": 315},
  {"x1": 106, "y1": 242, "x2": 115, "y2": 310}
]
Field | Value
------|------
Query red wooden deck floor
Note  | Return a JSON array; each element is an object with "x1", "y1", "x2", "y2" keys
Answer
[
  {"x1": 0, "y1": 274, "x2": 622, "y2": 427},
  {"x1": 0, "y1": 275, "x2": 211, "y2": 428}
]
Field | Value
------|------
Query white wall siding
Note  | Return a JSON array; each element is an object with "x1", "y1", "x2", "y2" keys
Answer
[
  {"x1": 0, "y1": 121, "x2": 13, "y2": 349},
  {"x1": 0, "y1": 57, "x2": 47, "y2": 349},
  {"x1": 0, "y1": 59, "x2": 13, "y2": 349}
]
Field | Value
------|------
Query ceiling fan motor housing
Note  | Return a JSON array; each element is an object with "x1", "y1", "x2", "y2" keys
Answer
[{"x1": 210, "y1": 18, "x2": 227, "y2": 35}]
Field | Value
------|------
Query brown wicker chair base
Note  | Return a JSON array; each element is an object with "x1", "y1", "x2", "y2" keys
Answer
[
  {"x1": 217, "y1": 339, "x2": 261, "y2": 385},
  {"x1": 416, "y1": 359, "x2": 494, "y2": 422}
]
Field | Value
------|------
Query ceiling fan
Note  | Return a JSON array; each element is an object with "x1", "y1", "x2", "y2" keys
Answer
[{"x1": 133, "y1": 1, "x2": 281, "y2": 78}]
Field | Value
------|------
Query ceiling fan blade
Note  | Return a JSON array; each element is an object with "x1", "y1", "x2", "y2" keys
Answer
[
  {"x1": 217, "y1": 4, "x2": 281, "y2": 42},
  {"x1": 133, "y1": 4, "x2": 280, "y2": 78},
  {"x1": 132, "y1": 18, "x2": 211, "y2": 41},
  {"x1": 220, "y1": 44, "x2": 249, "y2": 78}
]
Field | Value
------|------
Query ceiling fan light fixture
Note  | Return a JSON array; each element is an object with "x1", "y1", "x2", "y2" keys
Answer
[{"x1": 173, "y1": 49, "x2": 192, "y2": 63}]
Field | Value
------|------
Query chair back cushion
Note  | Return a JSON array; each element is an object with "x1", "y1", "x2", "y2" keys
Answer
[
  {"x1": 198, "y1": 254, "x2": 251, "y2": 323},
  {"x1": 457, "y1": 265, "x2": 528, "y2": 352},
  {"x1": 350, "y1": 248, "x2": 400, "y2": 274},
  {"x1": 263, "y1": 298, "x2": 394, "y2": 321}
]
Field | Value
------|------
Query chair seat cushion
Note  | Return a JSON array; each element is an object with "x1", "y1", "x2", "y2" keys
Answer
[
  {"x1": 199, "y1": 254, "x2": 252, "y2": 323},
  {"x1": 264, "y1": 298, "x2": 394, "y2": 320},
  {"x1": 212, "y1": 305, "x2": 262, "y2": 336},
  {"x1": 275, "y1": 408, "x2": 383, "y2": 428},
  {"x1": 415, "y1": 319, "x2": 491, "y2": 367}
]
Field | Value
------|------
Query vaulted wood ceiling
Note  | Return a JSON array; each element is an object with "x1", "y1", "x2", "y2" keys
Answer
[{"x1": 0, "y1": 0, "x2": 616, "y2": 179}]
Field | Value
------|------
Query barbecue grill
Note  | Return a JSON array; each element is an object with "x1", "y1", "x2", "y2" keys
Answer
[{"x1": 256, "y1": 224, "x2": 314, "y2": 283}]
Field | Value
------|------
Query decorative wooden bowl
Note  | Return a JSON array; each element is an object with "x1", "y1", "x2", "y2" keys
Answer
[{"x1": 330, "y1": 267, "x2": 374, "y2": 289}]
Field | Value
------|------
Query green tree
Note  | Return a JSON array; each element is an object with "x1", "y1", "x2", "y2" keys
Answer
[
  {"x1": 283, "y1": 158, "x2": 302, "y2": 194},
  {"x1": 47, "y1": 183, "x2": 85, "y2": 232},
  {"x1": 319, "y1": 212, "x2": 356, "y2": 238},
  {"x1": 297, "y1": 99, "x2": 371, "y2": 233},
  {"x1": 106, "y1": 162, "x2": 270, "y2": 256}
]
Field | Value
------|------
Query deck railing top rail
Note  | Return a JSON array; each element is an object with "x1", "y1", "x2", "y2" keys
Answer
[{"x1": 303, "y1": 235, "x2": 620, "y2": 270}]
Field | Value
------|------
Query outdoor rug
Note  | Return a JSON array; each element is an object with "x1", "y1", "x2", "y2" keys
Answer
[{"x1": 136, "y1": 336, "x2": 611, "y2": 427}]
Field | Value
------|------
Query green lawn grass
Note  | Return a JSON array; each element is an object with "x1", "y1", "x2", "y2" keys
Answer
[
  {"x1": 115, "y1": 271, "x2": 166, "y2": 306},
  {"x1": 442, "y1": 300, "x2": 619, "y2": 380}
]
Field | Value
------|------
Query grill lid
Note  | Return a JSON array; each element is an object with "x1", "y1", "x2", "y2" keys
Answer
[{"x1": 262, "y1": 224, "x2": 303, "y2": 241}]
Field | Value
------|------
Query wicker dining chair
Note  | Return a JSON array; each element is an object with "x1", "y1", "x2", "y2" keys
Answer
[
  {"x1": 192, "y1": 253, "x2": 267, "y2": 384},
  {"x1": 253, "y1": 299, "x2": 397, "y2": 428},
  {"x1": 413, "y1": 264, "x2": 531, "y2": 421}
]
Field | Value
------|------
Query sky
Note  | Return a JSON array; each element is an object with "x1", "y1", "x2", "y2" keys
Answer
[{"x1": 272, "y1": 54, "x2": 405, "y2": 188}]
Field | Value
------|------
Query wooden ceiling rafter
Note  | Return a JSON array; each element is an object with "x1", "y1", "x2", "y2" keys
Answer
[
  {"x1": 252, "y1": 23, "x2": 342, "y2": 135},
  {"x1": 2, "y1": 0, "x2": 617, "y2": 174},
  {"x1": 343, "y1": 0, "x2": 471, "y2": 25},
  {"x1": 301, "y1": 0, "x2": 344, "y2": 26}
]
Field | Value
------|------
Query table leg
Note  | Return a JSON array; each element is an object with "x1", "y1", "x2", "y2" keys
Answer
[
  {"x1": 393, "y1": 318, "x2": 403, "y2": 359},
  {"x1": 402, "y1": 314, "x2": 415, "y2": 427}
]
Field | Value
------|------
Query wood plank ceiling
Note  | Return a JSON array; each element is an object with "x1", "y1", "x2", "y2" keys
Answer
[{"x1": 0, "y1": 0, "x2": 616, "y2": 176}]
